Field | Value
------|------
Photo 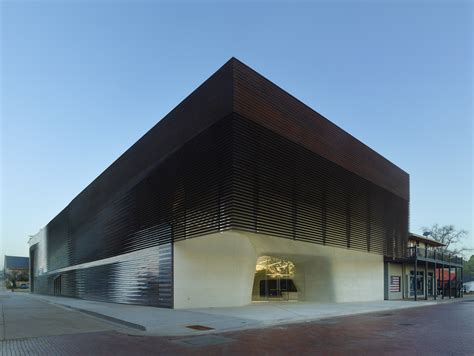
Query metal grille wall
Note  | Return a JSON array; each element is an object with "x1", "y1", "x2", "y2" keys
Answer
[
  {"x1": 34, "y1": 244, "x2": 172, "y2": 306},
  {"x1": 232, "y1": 58, "x2": 409, "y2": 201},
  {"x1": 31, "y1": 112, "x2": 408, "y2": 307},
  {"x1": 231, "y1": 114, "x2": 408, "y2": 257},
  {"x1": 31, "y1": 116, "x2": 234, "y2": 308}
]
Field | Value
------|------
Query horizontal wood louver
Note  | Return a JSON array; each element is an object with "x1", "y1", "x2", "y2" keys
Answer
[
  {"x1": 32, "y1": 112, "x2": 407, "y2": 307},
  {"x1": 33, "y1": 116, "x2": 235, "y2": 307},
  {"x1": 232, "y1": 59, "x2": 409, "y2": 201},
  {"x1": 231, "y1": 114, "x2": 408, "y2": 257}
]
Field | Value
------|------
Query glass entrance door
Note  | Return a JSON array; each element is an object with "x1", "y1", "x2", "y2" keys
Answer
[
  {"x1": 428, "y1": 272, "x2": 434, "y2": 296},
  {"x1": 53, "y1": 275, "x2": 62, "y2": 295},
  {"x1": 253, "y1": 256, "x2": 298, "y2": 301},
  {"x1": 409, "y1": 271, "x2": 424, "y2": 297}
]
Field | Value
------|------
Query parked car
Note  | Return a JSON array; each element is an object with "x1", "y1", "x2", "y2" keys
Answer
[
  {"x1": 464, "y1": 281, "x2": 474, "y2": 293},
  {"x1": 19, "y1": 284, "x2": 28, "y2": 289}
]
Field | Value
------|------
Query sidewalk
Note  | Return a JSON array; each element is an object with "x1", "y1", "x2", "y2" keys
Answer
[
  {"x1": 25, "y1": 293, "x2": 462, "y2": 337},
  {"x1": 0, "y1": 292, "x2": 131, "y2": 340}
]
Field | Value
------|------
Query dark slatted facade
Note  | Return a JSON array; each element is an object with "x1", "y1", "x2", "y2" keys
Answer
[
  {"x1": 30, "y1": 58, "x2": 409, "y2": 308},
  {"x1": 231, "y1": 114, "x2": 408, "y2": 257}
]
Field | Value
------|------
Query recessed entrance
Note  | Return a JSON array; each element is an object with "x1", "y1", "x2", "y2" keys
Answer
[
  {"x1": 252, "y1": 256, "x2": 298, "y2": 301},
  {"x1": 53, "y1": 275, "x2": 62, "y2": 296}
]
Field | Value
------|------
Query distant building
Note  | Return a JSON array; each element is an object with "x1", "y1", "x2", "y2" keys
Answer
[
  {"x1": 4, "y1": 255, "x2": 29, "y2": 285},
  {"x1": 384, "y1": 233, "x2": 463, "y2": 300}
]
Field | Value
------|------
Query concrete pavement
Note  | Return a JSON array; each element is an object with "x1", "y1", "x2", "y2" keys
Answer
[
  {"x1": 25, "y1": 293, "x2": 458, "y2": 337},
  {"x1": 1, "y1": 297, "x2": 473, "y2": 355},
  {"x1": 0, "y1": 292, "x2": 132, "y2": 340}
]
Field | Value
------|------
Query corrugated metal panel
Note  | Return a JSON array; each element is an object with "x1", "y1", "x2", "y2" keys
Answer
[{"x1": 36, "y1": 244, "x2": 172, "y2": 307}]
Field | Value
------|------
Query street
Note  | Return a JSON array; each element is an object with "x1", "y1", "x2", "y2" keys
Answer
[{"x1": 1, "y1": 293, "x2": 473, "y2": 355}]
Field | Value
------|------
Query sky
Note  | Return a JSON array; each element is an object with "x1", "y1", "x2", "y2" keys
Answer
[{"x1": 1, "y1": 1, "x2": 472, "y2": 266}]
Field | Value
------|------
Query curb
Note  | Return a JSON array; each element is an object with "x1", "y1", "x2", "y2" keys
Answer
[{"x1": 69, "y1": 307, "x2": 147, "y2": 331}]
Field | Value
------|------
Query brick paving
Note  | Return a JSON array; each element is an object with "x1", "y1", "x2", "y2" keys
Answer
[{"x1": 2, "y1": 298, "x2": 473, "y2": 355}]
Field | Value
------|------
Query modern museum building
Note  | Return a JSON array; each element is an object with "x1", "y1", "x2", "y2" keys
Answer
[{"x1": 29, "y1": 58, "x2": 414, "y2": 309}]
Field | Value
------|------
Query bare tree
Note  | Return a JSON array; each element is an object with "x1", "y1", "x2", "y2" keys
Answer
[{"x1": 421, "y1": 224, "x2": 471, "y2": 255}]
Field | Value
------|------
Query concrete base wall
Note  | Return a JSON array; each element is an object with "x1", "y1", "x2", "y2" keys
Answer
[
  {"x1": 173, "y1": 232, "x2": 257, "y2": 309},
  {"x1": 173, "y1": 231, "x2": 384, "y2": 309}
]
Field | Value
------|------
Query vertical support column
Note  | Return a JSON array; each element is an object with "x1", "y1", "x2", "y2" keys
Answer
[
  {"x1": 414, "y1": 254, "x2": 417, "y2": 301},
  {"x1": 434, "y1": 259, "x2": 437, "y2": 300},
  {"x1": 448, "y1": 264, "x2": 452, "y2": 299},
  {"x1": 441, "y1": 259, "x2": 444, "y2": 299},
  {"x1": 455, "y1": 267, "x2": 458, "y2": 298},
  {"x1": 402, "y1": 263, "x2": 405, "y2": 299},
  {"x1": 425, "y1": 260, "x2": 428, "y2": 300}
]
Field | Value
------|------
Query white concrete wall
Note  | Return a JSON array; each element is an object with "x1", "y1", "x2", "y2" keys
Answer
[
  {"x1": 173, "y1": 231, "x2": 384, "y2": 308},
  {"x1": 173, "y1": 232, "x2": 257, "y2": 309}
]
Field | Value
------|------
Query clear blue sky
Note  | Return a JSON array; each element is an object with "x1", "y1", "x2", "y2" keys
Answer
[{"x1": 1, "y1": 1, "x2": 472, "y2": 264}]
